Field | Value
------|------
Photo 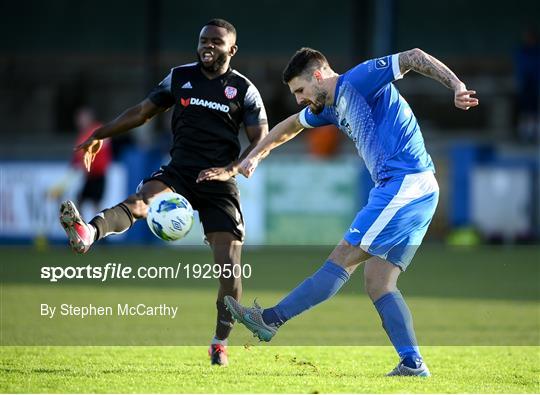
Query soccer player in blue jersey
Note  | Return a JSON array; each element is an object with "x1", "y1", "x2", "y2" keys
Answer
[{"x1": 224, "y1": 48, "x2": 478, "y2": 376}]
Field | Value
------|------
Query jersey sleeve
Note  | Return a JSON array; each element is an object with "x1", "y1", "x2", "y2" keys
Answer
[
  {"x1": 243, "y1": 83, "x2": 268, "y2": 126},
  {"x1": 298, "y1": 106, "x2": 333, "y2": 128},
  {"x1": 346, "y1": 53, "x2": 403, "y2": 101},
  {"x1": 147, "y1": 71, "x2": 176, "y2": 108}
]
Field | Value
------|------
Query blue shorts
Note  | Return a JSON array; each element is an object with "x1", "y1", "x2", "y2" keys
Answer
[{"x1": 344, "y1": 171, "x2": 439, "y2": 270}]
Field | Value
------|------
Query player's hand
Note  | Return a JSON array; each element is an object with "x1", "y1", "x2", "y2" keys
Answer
[
  {"x1": 239, "y1": 157, "x2": 259, "y2": 178},
  {"x1": 196, "y1": 166, "x2": 234, "y2": 183},
  {"x1": 75, "y1": 137, "x2": 103, "y2": 172},
  {"x1": 454, "y1": 86, "x2": 479, "y2": 110}
]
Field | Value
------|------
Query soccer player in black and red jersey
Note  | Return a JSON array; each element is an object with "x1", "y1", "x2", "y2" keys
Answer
[{"x1": 58, "y1": 19, "x2": 268, "y2": 366}]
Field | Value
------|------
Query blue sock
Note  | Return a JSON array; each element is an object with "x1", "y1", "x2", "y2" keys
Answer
[
  {"x1": 374, "y1": 291, "x2": 422, "y2": 368},
  {"x1": 262, "y1": 260, "x2": 350, "y2": 326}
]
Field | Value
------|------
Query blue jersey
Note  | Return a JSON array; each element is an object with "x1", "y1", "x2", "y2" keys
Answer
[{"x1": 299, "y1": 54, "x2": 435, "y2": 183}]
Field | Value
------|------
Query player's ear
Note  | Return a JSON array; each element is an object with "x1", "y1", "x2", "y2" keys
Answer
[
  {"x1": 229, "y1": 44, "x2": 238, "y2": 57},
  {"x1": 313, "y1": 70, "x2": 323, "y2": 83}
]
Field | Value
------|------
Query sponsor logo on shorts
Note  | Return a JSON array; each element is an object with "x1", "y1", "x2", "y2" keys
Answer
[{"x1": 180, "y1": 97, "x2": 230, "y2": 113}]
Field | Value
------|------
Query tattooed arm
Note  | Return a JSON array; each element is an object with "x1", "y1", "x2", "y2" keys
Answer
[{"x1": 399, "y1": 48, "x2": 479, "y2": 110}]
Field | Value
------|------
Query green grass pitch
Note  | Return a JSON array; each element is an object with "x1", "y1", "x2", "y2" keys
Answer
[
  {"x1": 1, "y1": 245, "x2": 539, "y2": 393},
  {"x1": 2, "y1": 346, "x2": 539, "y2": 393}
]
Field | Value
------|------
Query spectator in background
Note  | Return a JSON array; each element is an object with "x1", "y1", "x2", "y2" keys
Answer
[
  {"x1": 514, "y1": 28, "x2": 540, "y2": 144},
  {"x1": 49, "y1": 107, "x2": 112, "y2": 213},
  {"x1": 307, "y1": 125, "x2": 341, "y2": 158}
]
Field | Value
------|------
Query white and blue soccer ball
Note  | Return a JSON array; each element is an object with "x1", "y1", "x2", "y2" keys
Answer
[{"x1": 146, "y1": 192, "x2": 194, "y2": 241}]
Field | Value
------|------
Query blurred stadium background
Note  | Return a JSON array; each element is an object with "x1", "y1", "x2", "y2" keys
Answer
[
  {"x1": 0, "y1": 4, "x2": 539, "y2": 391},
  {"x1": 0, "y1": 0, "x2": 539, "y2": 247}
]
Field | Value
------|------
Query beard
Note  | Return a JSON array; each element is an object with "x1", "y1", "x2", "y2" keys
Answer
[
  {"x1": 309, "y1": 89, "x2": 328, "y2": 114},
  {"x1": 197, "y1": 51, "x2": 228, "y2": 73}
]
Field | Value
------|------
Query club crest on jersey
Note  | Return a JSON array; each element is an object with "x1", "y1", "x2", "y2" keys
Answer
[
  {"x1": 375, "y1": 57, "x2": 389, "y2": 69},
  {"x1": 224, "y1": 86, "x2": 237, "y2": 99}
]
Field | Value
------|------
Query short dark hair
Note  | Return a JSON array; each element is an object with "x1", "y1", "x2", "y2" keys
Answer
[
  {"x1": 282, "y1": 47, "x2": 329, "y2": 83},
  {"x1": 204, "y1": 18, "x2": 237, "y2": 40}
]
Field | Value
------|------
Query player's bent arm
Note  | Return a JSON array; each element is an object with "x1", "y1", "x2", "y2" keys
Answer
[
  {"x1": 238, "y1": 113, "x2": 304, "y2": 178},
  {"x1": 92, "y1": 99, "x2": 167, "y2": 140},
  {"x1": 196, "y1": 123, "x2": 270, "y2": 182},
  {"x1": 398, "y1": 48, "x2": 463, "y2": 90},
  {"x1": 250, "y1": 113, "x2": 304, "y2": 161},
  {"x1": 398, "y1": 48, "x2": 479, "y2": 110},
  {"x1": 228, "y1": 123, "x2": 269, "y2": 173},
  {"x1": 76, "y1": 99, "x2": 169, "y2": 171}
]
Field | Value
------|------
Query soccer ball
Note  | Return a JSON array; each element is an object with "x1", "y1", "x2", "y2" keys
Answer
[{"x1": 146, "y1": 192, "x2": 194, "y2": 241}]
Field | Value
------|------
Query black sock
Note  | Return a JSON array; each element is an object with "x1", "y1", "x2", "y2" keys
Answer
[
  {"x1": 215, "y1": 300, "x2": 234, "y2": 340},
  {"x1": 90, "y1": 203, "x2": 134, "y2": 241}
]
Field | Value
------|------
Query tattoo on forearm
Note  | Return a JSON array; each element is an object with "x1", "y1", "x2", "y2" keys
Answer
[{"x1": 400, "y1": 49, "x2": 461, "y2": 90}]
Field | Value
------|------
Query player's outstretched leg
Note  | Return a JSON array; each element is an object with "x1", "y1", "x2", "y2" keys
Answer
[
  {"x1": 224, "y1": 260, "x2": 351, "y2": 341},
  {"x1": 225, "y1": 240, "x2": 368, "y2": 341},
  {"x1": 59, "y1": 199, "x2": 134, "y2": 254},
  {"x1": 224, "y1": 297, "x2": 278, "y2": 342},
  {"x1": 223, "y1": 260, "x2": 351, "y2": 341},
  {"x1": 59, "y1": 200, "x2": 97, "y2": 254},
  {"x1": 59, "y1": 180, "x2": 170, "y2": 253},
  {"x1": 364, "y1": 256, "x2": 430, "y2": 377}
]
